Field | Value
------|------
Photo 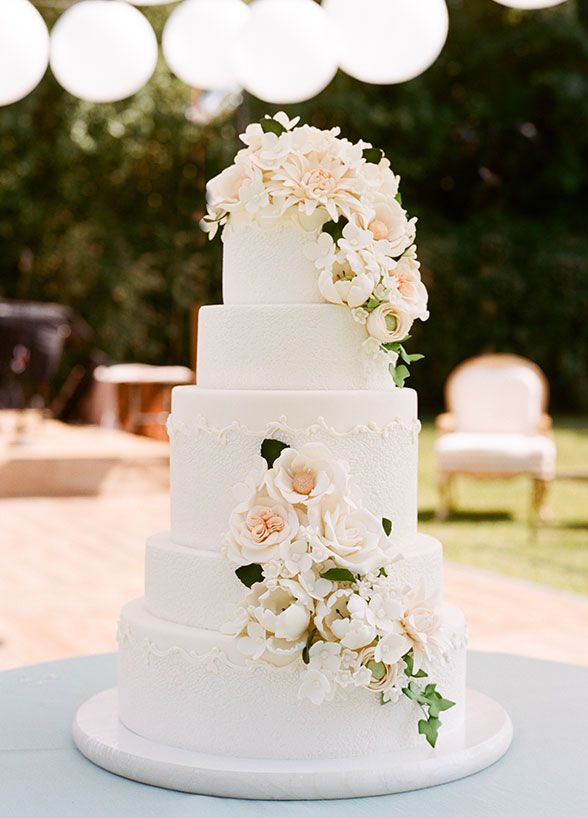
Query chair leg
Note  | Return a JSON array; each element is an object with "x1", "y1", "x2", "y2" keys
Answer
[
  {"x1": 530, "y1": 478, "x2": 551, "y2": 527},
  {"x1": 436, "y1": 473, "x2": 455, "y2": 521}
]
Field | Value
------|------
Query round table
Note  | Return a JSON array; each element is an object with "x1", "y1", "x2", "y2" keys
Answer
[{"x1": 1, "y1": 652, "x2": 587, "y2": 817}]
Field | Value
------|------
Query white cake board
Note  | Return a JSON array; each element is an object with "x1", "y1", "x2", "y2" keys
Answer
[{"x1": 73, "y1": 687, "x2": 512, "y2": 800}]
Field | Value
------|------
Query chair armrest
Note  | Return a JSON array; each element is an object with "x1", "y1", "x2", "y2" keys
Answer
[
  {"x1": 435, "y1": 412, "x2": 456, "y2": 435},
  {"x1": 538, "y1": 413, "x2": 553, "y2": 435}
]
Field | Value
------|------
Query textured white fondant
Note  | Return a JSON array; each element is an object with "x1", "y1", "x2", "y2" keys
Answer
[
  {"x1": 168, "y1": 388, "x2": 419, "y2": 549},
  {"x1": 196, "y1": 304, "x2": 394, "y2": 391},
  {"x1": 118, "y1": 599, "x2": 467, "y2": 760},
  {"x1": 222, "y1": 217, "x2": 323, "y2": 305},
  {"x1": 144, "y1": 531, "x2": 444, "y2": 630}
]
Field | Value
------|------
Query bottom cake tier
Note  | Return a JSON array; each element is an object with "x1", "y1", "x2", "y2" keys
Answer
[{"x1": 117, "y1": 599, "x2": 467, "y2": 760}]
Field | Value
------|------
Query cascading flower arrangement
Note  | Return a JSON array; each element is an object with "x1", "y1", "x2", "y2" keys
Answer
[
  {"x1": 203, "y1": 112, "x2": 429, "y2": 387},
  {"x1": 222, "y1": 438, "x2": 455, "y2": 748}
]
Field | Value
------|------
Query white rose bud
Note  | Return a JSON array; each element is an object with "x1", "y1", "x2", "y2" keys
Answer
[{"x1": 367, "y1": 302, "x2": 413, "y2": 344}]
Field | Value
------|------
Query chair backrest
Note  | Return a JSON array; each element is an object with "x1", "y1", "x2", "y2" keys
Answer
[{"x1": 446, "y1": 354, "x2": 549, "y2": 435}]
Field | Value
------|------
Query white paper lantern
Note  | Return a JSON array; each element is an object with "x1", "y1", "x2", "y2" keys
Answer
[
  {"x1": 324, "y1": 0, "x2": 449, "y2": 85},
  {"x1": 50, "y1": 1, "x2": 158, "y2": 103},
  {"x1": 0, "y1": 0, "x2": 50, "y2": 106},
  {"x1": 233, "y1": 0, "x2": 339, "y2": 104},
  {"x1": 491, "y1": 0, "x2": 567, "y2": 8},
  {"x1": 163, "y1": 0, "x2": 250, "y2": 90}
]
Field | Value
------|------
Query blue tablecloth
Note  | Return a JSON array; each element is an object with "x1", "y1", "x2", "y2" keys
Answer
[{"x1": 1, "y1": 651, "x2": 587, "y2": 817}]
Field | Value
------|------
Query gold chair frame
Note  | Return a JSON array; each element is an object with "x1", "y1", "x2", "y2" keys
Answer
[{"x1": 435, "y1": 354, "x2": 553, "y2": 526}]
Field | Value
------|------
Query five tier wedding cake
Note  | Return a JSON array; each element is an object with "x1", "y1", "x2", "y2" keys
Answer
[{"x1": 74, "y1": 113, "x2": 511, "y2": 798}]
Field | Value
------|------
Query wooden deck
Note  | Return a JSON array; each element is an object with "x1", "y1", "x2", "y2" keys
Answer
[
  {"x1": 1, "y1": 491, "x2": 587, "y2": 671},
  {"x1": 0, "y1": 412, "x2": 168, "y2": 497}
]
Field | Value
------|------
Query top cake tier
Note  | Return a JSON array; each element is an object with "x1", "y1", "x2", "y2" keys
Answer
[{"x1": 222, "y1": 216, "x2": 324, "y2": 305}]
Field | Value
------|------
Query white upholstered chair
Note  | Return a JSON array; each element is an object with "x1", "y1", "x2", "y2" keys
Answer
[{"x1": 435, "y1": 354, "x2": 556, "y2": 524}]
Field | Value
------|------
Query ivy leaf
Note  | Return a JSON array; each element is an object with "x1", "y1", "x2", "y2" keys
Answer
[
  {"x1": 402, "y1": 670, "x2": 455, "y2": 747},
  {"x1": 382, "y1": 517, "x2": 392, "y2": 537},
  {"x1": 398, "y1": 344, "x2": 425, "y2": 364},
  {"x1": 260, "y1": 117, "x2": 286, "y2": 136},
  {"x1": 418, "y1": 716, "x2": 441, "y2": 748},
  {"x1": 235, "y1": 563, "x2": 263, "y2": 588},
  {"x1": 320, "y1": 567, "x2": 356, "y2": 582},
  {"x1": 260, "y1": 438, "x2": 289, "y2": 468},
  {"x1": 390, "y1": 363, "x2": 410, "y2": 388},
  {"x1": 362, "y1": 147, "x2": 384, "y2": 164},
  {"x1": 365, "y1": 297, "x2": 382, "y2": 311},
  {"x1": 302, "y1": 628, "x2": 317, "y2": 665},
  {"x1": 403, "y1": 650, "x2": 427, "y2": 679},
  {"x1": 428, "y1": 691, "x2": 456, "y2": 718},
  {"x1": 382, "y1": 341, "x2": 402, "y2": 353}
]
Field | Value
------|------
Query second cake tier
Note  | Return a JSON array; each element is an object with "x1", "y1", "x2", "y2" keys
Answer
[{"x1": 168, "y1": 387, "x2": 420, "y2": 548}]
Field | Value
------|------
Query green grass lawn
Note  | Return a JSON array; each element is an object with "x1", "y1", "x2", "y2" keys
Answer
[{"x1": 418, "y1": 417, "x2": 588, "y2": 596}]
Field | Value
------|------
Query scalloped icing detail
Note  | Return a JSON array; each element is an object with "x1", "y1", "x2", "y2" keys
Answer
[
  {"x1": 116, "y1": 618, "x2": 467, "y2": 675},
  {"x1": 167, "y1": 413, "x2": 421, "y2": 446}
]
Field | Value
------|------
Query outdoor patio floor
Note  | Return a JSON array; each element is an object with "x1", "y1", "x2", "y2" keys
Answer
[{"x1": 1, "y1": 492, "x2": 587, "y2": 671}]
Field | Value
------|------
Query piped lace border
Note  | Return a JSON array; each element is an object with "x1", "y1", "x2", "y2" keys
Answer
[{"x1": 166, "y1": 414, "x2": 421, "y2": 445}]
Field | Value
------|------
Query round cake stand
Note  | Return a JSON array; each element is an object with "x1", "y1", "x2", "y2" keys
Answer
[{"x1": 73, "y1": 687, "x2": 512, "y2": 800}]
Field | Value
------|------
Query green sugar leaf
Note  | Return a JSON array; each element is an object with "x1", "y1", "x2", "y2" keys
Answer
[
  {"x1": 320, "y1": 567, "x2": 356, "y2": 583},
  {"x1": 394, "y1": 191, "x2": 403, "y2": 205},
  {"x1": 398, "y1": 345, "x2": 425, "y2": 364},
  {"x1": 260, "y1": 438, "x2": 289, "y2": 468},
  {"x1": 302, "y1": 628, "x2": 317, "y2": 665},
  {"x1": 382, "y1": 517, "x2": 393, "y2": 537},
  {"x1": 390, "y1": 363, "x2": 410, "y2": 388},
  {"x1": 235, "y1": 563, "x2": 263, "y2": 588},
  {"x1": 260, "y1": 117, "x2": 286, "y2": 136},
  {"x1": 418, "y1": 716, "x2": 441, "y2": 748},
  {"x1": 382, "y1": 341, "x2": 402, "y2": 352}
]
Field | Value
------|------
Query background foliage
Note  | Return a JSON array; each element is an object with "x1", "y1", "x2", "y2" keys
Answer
[{"x1": 1, "y1": 0, "x2": 587, "y2": 411}]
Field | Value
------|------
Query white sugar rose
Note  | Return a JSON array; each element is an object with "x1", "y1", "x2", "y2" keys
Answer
[
  {"x1": 366, "y1": 200, "x2": 416, "y2": 257},
  {"x1": 312, "y1": 500, "x2": 388, "y2": 574},
  {"x1": 386, "y1": 254, "x2": 429, "y2": 321},
  {"x1": 367, "y1": 302, "x2": 413, "y2": 344},
  {"x1": 226, "y1": 491, "x2": 300, "y2": 565},
  {"x1": 358, "y1": 645, "x2": 403, "y2": 693},
  {"x1": 265, "y1": 443, "x2": 350, "y2": 508},
  {"x1": 315, "y1": 589, "x2": 377, "y2": 650},
  {"x1": 399, "y1": 591, "x2": 448, "y2": 670}
]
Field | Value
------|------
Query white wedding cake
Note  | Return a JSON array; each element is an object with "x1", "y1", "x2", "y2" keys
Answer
[{"x1": 75, "y1": 114, "x2": 511, "y2": 797}]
